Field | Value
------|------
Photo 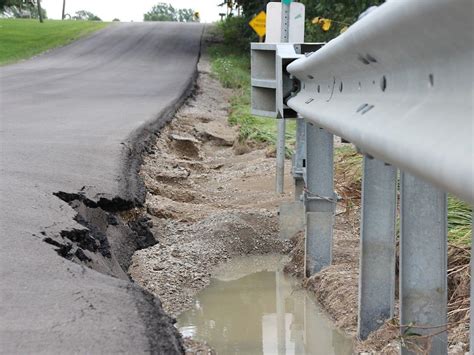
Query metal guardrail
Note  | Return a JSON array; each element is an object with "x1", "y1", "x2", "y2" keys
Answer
[
  {"x1": 287, "y1": 0, "x2": 473, "y2": 205},
  {"x1": 252, "y1": 0, "x2": 473, "y2": 353}
]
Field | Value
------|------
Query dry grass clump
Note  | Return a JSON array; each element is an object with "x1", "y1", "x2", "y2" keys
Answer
[
  {"x1": 446, "y1": 245, "x2": 471, "y2": 349},
  {"x1": 304, "y1": 264, "x2": 359, "y2": 332},
  {"x1": 285, "y1": 144, "x2": 472, "y2": 353},
  {"x1": 334, "y1": 145, "x2": 362, "y2": 213},
  {"x1": 283, "y1": 231, "x2": 305, "y2": 278}
]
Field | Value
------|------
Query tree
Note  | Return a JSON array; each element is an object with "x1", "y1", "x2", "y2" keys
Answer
[
  {"x1": 73, "y1": 10, "x2": 102, "y2": 21},
  {"x1": 36, "y1": 0, "x2": 42, "y2": 22},
  {"x1": 177, "y1": 8, "x2": 194, "y2": 22},
  {"x1": 0, "y1": 0, "x2": 47, "y2": 21},
  {"x1": 223, "y1": 0, "x2": 266, "y2": 18},
  {"x1": 61, "y1": 0, "x2": 66, "y2": 20},
  {"x1": 144, "y1": 3, "x2": 176, "y2": 21},
  {"x1": 219, "y1": 0, "x2": 384, "y2": 46},
  {"x1": 143, "y1": 3, "x2": 197, "y2": 22},
  {"x1": 0, "y1": 0, "x2": 17, "y2": 11},
  {"x1": 300, "y1": 0, "x2": 384, "y2": 41}
]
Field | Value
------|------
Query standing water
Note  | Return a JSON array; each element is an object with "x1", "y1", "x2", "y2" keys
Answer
[{"x1": 177, "y1": 255, "x2": 353, "y2": 354}]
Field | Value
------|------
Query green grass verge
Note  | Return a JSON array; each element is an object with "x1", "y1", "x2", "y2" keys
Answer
[
  {"x1": 208, "y1": 43, "x2": 295, "y2": 155},
  {"x1": 0, "y1": 19, "x2": 109, "y2": 65}
]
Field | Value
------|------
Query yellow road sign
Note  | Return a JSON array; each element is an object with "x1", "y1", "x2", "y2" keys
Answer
[{"x1": 249, "y1": 11, "x2": 266, "y2": 37}]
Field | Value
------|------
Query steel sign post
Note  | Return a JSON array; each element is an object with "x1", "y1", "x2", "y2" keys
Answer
[{"x1": 275, "y1": 2, "x2": 291, "y2": 194}]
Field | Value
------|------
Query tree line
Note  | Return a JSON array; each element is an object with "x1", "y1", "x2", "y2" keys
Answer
[
  {"x1": 0, "y1": 0, "x2": 103, "y2": 21},
  {"x1": 0, "y1": 0, "x2": 46, "y2": 21},
  {"x1": 143, "y1": 3, "x2": 198, "y2": 22},
  {"x1": 0, "y1": 2, "x2": 198, "y2": 23},
  {"x1": 220, "y1": 0, "x2": 384, "y2": 49}
]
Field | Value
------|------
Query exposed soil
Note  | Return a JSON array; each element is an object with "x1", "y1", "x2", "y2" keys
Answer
[{"x1": 129, "y1": 45, "x2": 294, "y2": 324}]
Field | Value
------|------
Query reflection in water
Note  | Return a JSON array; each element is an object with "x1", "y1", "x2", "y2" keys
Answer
[{"x1": 177, "y1": 256, "x2": 352, "y2": 355}]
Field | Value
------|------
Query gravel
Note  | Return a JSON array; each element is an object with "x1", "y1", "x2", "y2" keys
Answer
[{"x1": 129, "y1": 44, "x2": 293, "y2": 319}]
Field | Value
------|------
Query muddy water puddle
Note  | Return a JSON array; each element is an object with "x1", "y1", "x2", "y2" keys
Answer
[{"x1": 177, "y1": 255, "x2": 352, "y2": 355}]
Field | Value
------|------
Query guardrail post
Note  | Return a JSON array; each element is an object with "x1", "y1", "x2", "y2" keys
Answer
[
  {"x1": 400, "y1": 172, "x2": 448, "y2": 354},
  {"x1": 357, "y1": 156, "x2": 397, "y2": 340},
  {"x1": 304, "y1": 122, "x2": 335, "y2": 276},
  {"x1": 293, "y1": 116, "x2": 306, "y2": 200},
  {"x1": 471, "y1": 216, "x2": 473, "y2": 352}
]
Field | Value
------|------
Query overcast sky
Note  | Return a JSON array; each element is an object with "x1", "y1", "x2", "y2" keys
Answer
[{"x1": 41, "y1": 0, "x2": 224, "y2": 23}]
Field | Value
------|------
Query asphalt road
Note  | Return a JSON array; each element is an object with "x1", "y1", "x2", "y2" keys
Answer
[{"x1": 0, "y1": 22, "x2": 203, "y2": 353}]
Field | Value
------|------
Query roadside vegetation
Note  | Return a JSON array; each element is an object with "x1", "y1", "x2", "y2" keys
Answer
[
  {"x1": 0, "y1": 19, "x2": 108, "y2": 65},
  {"x1": 332, "y1": 147, "x2": 472, "y2": 247},
  {"x1": 208, "y1": 26, "x2": 296, "y2": 156}
]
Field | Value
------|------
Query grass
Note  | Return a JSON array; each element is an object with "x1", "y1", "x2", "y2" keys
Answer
[
  {"x1": 0, "y1": 19, "x2": 109, "y2": 65},
  {"x1": 448, "y1": 197, "x2": 472, "y2": 246},
  {"x1": 334, "y1": 145, "x2": 363, "y2": 209},
  {"x1": 334, "y1": 146, "x2": 472, "y2": 246},
  {"x1": 208, "y1": 43, "x2": 296, "y2": 155}
]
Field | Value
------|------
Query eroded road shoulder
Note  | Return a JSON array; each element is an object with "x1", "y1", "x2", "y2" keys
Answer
[{"x1": 129, "y1": 47, "x2": 294, "y2": 317}]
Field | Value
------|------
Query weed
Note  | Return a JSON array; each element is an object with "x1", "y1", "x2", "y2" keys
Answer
[
  {"x1": 334, "y1": 145, "x2": 363, "y2": 207},
  {"x1": 448, "y1": 196, "x2": 472, "y2": 246},
  {"x1": 208, "y1": 42, "x2": 295, "y2": 156}
]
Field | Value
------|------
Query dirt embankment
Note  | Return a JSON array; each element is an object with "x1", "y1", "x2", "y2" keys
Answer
[{"x1": 129, "y1": 47, "x2": 294, "y2": 320}]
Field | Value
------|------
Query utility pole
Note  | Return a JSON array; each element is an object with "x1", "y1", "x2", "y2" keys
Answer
[
  {"x1": 37, "y1": 0, "x2": 43, "y2": 23},
  {"x1": 62, "y1": 0, "x2": 66, "y2": 20}
]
